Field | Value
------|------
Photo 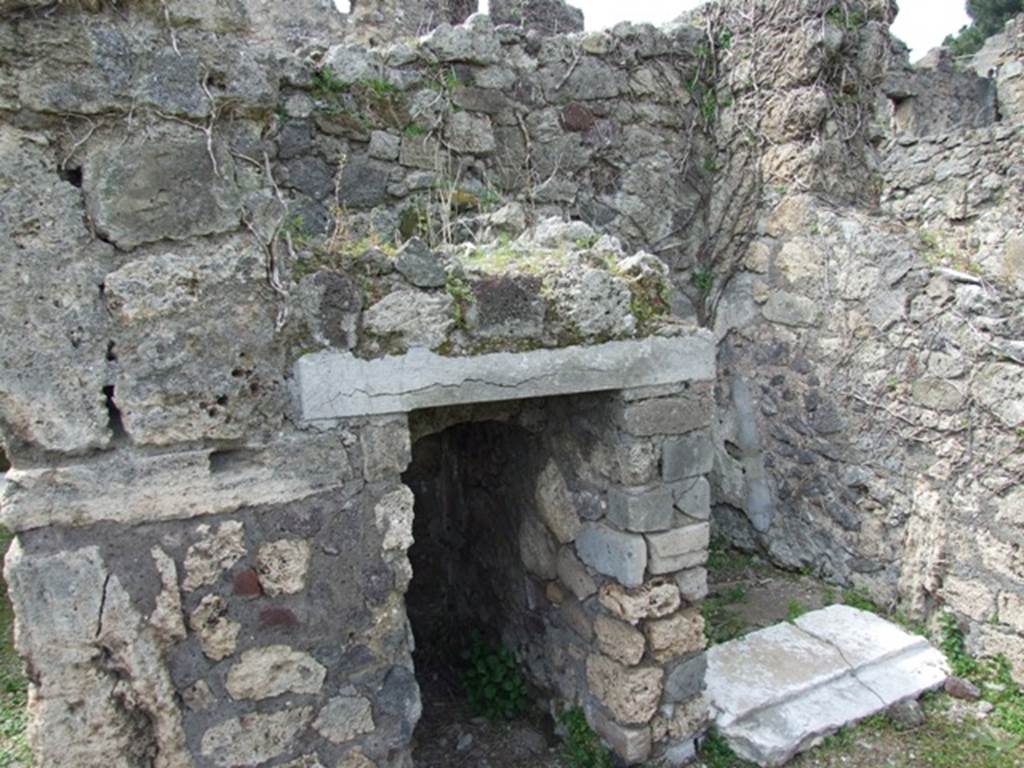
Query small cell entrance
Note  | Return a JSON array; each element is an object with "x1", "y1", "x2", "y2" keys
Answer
[{"x1": 403, "y1": 419, "x2": 561, "y2": 767}]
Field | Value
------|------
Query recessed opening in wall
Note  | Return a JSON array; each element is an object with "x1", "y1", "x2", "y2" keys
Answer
[{"x1": 403, "y1": 415, "x2": 562, "y2": 767}]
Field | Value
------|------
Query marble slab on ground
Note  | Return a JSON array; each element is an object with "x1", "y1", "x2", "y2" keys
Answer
[{"x1": 706, "y1": 605, "x2": 950, "y2": 766}]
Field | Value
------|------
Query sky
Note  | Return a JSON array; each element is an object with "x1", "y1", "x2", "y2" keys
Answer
[{"x1": 476, "y1": 0, "x2": 972, "y2": 60}]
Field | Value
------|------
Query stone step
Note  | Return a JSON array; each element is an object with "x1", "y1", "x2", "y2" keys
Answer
[{"x1": 706, "y1": 605, "x2": 950, "y2": 766}]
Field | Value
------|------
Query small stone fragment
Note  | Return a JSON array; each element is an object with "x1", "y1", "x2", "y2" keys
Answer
[
  {"x1": 226, "y1": 645, "x2": 327, "y2": 700},
  {"x1": 594, "y1": 614, "x2": 646, "y2": 666},
  {"x1": 189, "y1": 594, "x2": 240, "y2": 660},
  {"x1": 888, "y1": 699, "x2": 926, "y2": 728},
  {"x1": 337, "y1": 750, "x2": 377, "y2": 768},
  {"x1": 182, "y1": 520, "x2": 246, "y2": 591},
  {"x1": 149, "y1": 546, "x2": 186, "y2": 644},
  {"x1": 598, "y1": 580, "x2": 681, "y2": 625},
  {"x1": 257, "y1": 539, "x2": 312, "y2": 596},
  {"x1": 233, "y1": 568, "x2": 262, "y2": 596},
  {"x1": 200, "y1": 707, "x2": 314, "y2": 767},
  {"x1": 944, "y1": 676, "x2": 981, "y2": 700},
  {"x1": 313, "y1": 695, "x2": 375, "y2": 743}
]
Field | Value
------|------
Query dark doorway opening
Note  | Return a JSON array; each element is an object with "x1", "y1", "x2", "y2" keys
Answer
[{"x1": 403, "y1": 420, "x2": 560, "y2": 767}]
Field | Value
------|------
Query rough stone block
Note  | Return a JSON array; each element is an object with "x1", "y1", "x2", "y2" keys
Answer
[
  {"x1": 598, "y1": 580, "x2": 681, "y2": 625},
  {"x1": 363, "y1": 289, "x2": 454, "y2": 350},
  {"x1": 675, "y1": 567, "x2": 709, "y2": 603},
  {"x1": 337, "y1": 155, "x2": 392, "y2": 208},
  {"x1": 226, "y1": 646, "x2": 326, "y2": 700},
  {"x1": 586, "y1": 704, "x2": 652, "y2": 763},
  {"x1": 313, "y1": 696, "x2": 375, "y2": 743},
  {"x1": 673, "y1": 477, "x2": 711, "y2": 520},
  {"x1": 557, "y1": 546, "x2": 597, "y2": 600},
  {"x1": 83, "y1": 138, "x2": 241, "y2": 249},
  {"x1": 644, "y1": 609, "x2": 705, "y2": 662},
  {"x1": 646, "y1": 523, "x2": 710, "y2": 575},
  {"x1": 521, "y1": 514, "x2": 558, "y2": 580},
  {"x1": 536, "y1": 460, "x2": 582, "y2": 543},
  {"x1": 575, "y1": 523, "x2": 647, "y2": 588},
  {"x1": 615, "y1": 388, "x2": 713, "y2": 437},
  {"x1": 587, "y1": 653, "x2": 664, "y2": 725},
  {"x1": 257, "y1": 539, "x2": 312, "y2": 595},
  {"x1": 607, "y1": 485, "x2": 674, "y2": 532},
  {"x1": 663, "y1": 430, "x2": 715, "y2": 482},
  {"x1": 664, "y1": 652, "x2": 707, "y2": 703},
  {"x1": 594, "y1": 614, "x2": 646, "y2": 666},
  {"x1": 202, "y1": 707, "x2": 314, "y2": 767}
]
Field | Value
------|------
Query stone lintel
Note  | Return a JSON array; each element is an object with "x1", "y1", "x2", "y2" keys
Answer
[{"x1": 295, "y1": 334, "x2": 715, "y2": 422}]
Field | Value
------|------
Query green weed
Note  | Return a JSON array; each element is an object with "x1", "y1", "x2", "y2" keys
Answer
[
  {"x1": 461, "y1": 633, "x2": 528, "y2": 722},
  {"x1": 787, "y1": 599, "x2": 808, "y2": 622},
  {"x1": 560, "y1": 708, "x2": 613, "y2": 768},
  {"x1": 692, "y1": 268, "x2": 714, "y2": 296},
  {"x1": 699, "y1": 728, "x2": 754, "y2": 768}
]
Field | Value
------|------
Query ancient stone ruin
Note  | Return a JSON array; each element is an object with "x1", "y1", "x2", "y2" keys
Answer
[{"x1": 0, "y1": 0, "x2": 1021, "y2": 766}]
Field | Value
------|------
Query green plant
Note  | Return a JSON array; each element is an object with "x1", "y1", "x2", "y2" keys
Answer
[
  {"x1": 699, "y1": 728, "x2": 753, "y2": 768},
  {"x1": 560, "y1": 708, "x2": 613, "y2": 768},
  {"x1": 446, "y1": 275, "x2": 476, "y2": 329},
  {"x1": 461, "y1": 633, "x2": 528, "y2": 722},
  {"x1": 945, "y1": 0, "x2": 1022, "y2": 57},
  {"x1": 311, "y1": 67, "x2": 350, "y2": 101},
  {"x1": 362, "y1": 78, "x2": 399, "y2": 96},
  {"x1": 787, "y1": 599, "x2": 808, "y2": 622},
  {"x1": 403, "y1": 123, "x2": 429, "y2": 137},
  {"x1": 692, "y1": 268, "x2": 714, "y2": 296},
  {"x1": 825, "y1": 6, "x2": 867, "y2": 30}
]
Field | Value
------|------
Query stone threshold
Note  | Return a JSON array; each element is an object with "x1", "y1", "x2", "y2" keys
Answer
[{"x1": 705, "y1": 605, "x2": 950, "y2": 767}]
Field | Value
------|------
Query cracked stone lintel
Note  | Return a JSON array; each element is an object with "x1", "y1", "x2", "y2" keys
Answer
[{"x1": 295, "y1": 334, "x2": 715, "y2": 421}]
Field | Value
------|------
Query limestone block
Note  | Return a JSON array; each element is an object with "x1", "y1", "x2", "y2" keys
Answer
[
  {"x1": 594, "y1": 614, "x2": 646, "y2": 666},
  {"x1": 313, "y1": 695, "x2": 376, "y2": 743},
  {"x1": 226, "y1": 646, "x2": 326, "y2": 699},
  {"x1": 598, "y1": 580, "x2": 681, "y2": 625},
  {"x1": 646, "y1": 523, "x2": 710, "y2": 576},
  {"x1": 361, "y1": 416, "x2": 412, "y2": 483},
  {"x1": 150, "y1": 547, "x2": 187, "y2": 644},
  {"x1": 520, "y1": 514, "x2": 558, "y2": 579},
  {"x1": 183, "y1": 521, "x2": 246, "y2": 591},
  {"x1": 761, "y1": 291, "x2": 819, "y2": 327},
  {"x1": 663, "y1": 431, "x2": 715, "y2": 482},
  {"x1": 395, "y1": 238, "x2": 447, "y2": 288},
  {"x1": 644, "y1": 609, "x2": 705, "y2": 662},
  {"x1": 421, "y1": 21, "x2": 501, "y2": 65},
  {"x1": 586, "y1": 654, "x2": 663, "y2": 724},
  {"x1": 675, "y1": 567, "x2": 708, "y2": 603},
  {"x1": 83, "y1": 138, "x2": 240, "y2": 249},
  {"x1": 547, "y1": 266, "x2": 635, "y2": 339},
  {"x1": 368, "y1": 130, "x2": 401, "y2": 161},
  {"x1": 607, "y1": 485, "x2": 674, "y2": 532},
  {"x1": 674, "y1": 477, "x2": 711, "y2": 520},
  {"x1": 664, "y1": 653, "x2": 707, "y2": 703},
  {"x1": 536, "y1": 461, "x2": 582, "y2": 543},
  {"x1": 943, "y1": 574, "x2": 997, "y2": 622},
  {"x1": 666, "y1": 694, "x2": 709, "y2": 739},
  {"x1": 201, "y1": 707, "x2": 314, "y2": 767},
  {"x1": 444, "y1": 110, "x2": 496, "y2": 154},
  {"x1": 363, "y1": 289, "x2": 455, "y2": 350},
  {"x1": 374, "y1": 486, "x2": 415, "y2": 551},
  {"x1": 296, "y1": 335, "x2": 715, "y2": 421},
  {"x1": 257, "y1": 539, "x2": 312, "y2": 596},
  {"x1": 586, "y1": 705, "x2": 652, "y2": 763},
  {"x1": 613, "y1": 440, "x2": 660, "y2": 485},
  {"x1": 189, "y1": 595, "x2": 241, "y2": 660},
  {"x1": 615, "y1": 390, "x2": 713, "y2": 437},
  {"x1": 575, "y1": 523, "x2": 647, "y2": 588},
  {"x1": 557, "y1": 546, "x2": 597, "y2": 600},
  {"x1": 0, "y1": 432, "x2": 353, "y2": 531},
  {"x1": 399, "y1": 134, "x2": 443, "y2": 170}
]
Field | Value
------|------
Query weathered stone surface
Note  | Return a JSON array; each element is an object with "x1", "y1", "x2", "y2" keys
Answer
[
  {"x1": 644, "y1": 609, "x2": 704, "y2": 662},
  {"x1": 226, "y1": 645, "x2": 327, "y2": 699},
  {"x1": 1, "y1": 432, "x2": 353, "y2": 532},
  {"x1": 297, "y1": 335, "x2": 714, "y2": 421},
  {"x1": 594, "y1": 614, "x2": 646, "y2": 666},
  {"x1": 575, "y1": 523, "x2": 647, "y2": 588},
  {"x1": 708, "y1": 607, "x2": 949, "y2": 766},
  {"x1": 444, "y1": 110, "x2": 496, "y2": 154},
  {"x1": 598, "y1": 580, "x2": 681, "y2": 625},
  {"x1": 257, "y1": 539, "x2": 311, "y2": 596},
  {"x1": 375, "y1": 486, "x2": 415, "y2": 551},
  {"x1": 150, "y1": 547, "x2": 187, "y2": 644},
  {"x1": 337, "y1": 751, "x2": 378, "y2": 768},
  {"x1": 586, "y1": 654, "x2": 663, "y2": 725},
  {"x1": 421, "y1": 21, "x2": 501, "y2": 65},
  {"x1": 586, "y1": 705, "x2": 652, "y2": 763},
  {"x1": 395, "y1": 238, "x2": 447, "y2": 288},
  {"x1": 313, "y1": 695, "x2": 376, "y2": 743},
  {"x1": 183, "y1": 521, "x2": 246, "y2": 591},
  {"x1": 615, "y1": 391, "x2": 713, "y2": 437},
  {"x1": 675, "y1": 567, "x2": 709, "y2": 603},
  {"x1": 536, "y1": 460, "x2": 581, "y2": 543},
  {"x1": 83, "y1": 139, "x2": 240, "y2": 249},
  {"x1": 557, "y1": 546, "x2": 597, "y2": 600},
  {"x1": 363, "y1": 289, "x2": 455, "y2": 350},
  {"x1": 338, "y1": 155, "x2": 392, "y2": 208},
  {"x1": 201, "y1": 707, "x2": 314, "y2": 767},
  {"x1": 663, "y1": 431, "x2": 715, "y2": 481},
  {"x1": 646, "y1": 523, "x2": 710, "y2": 576},
  {"x1": 490, "y1": 0, "x2": 584, "y2": 34},
  {"x1": 607, "y1": 485, "x2": 674, "y2": 532},
  {"x1": 665, "y1": 653, "x2": 707, "y2": 703},
  {"x1": 673, "y1": 477, "x2": 711, "y2": 520},
  {"x1": 761, "y1": 291, "x2": 819, "y2": 327},
  {"x1": 189, "y1": 595, "x2": 241, "y2": 660},
  {"x1": 548, "y1": 267, "x2": 635, "y2": 338},
  {"x1": 369, "y1": 130, "x2": 401, "y2": 161},
  {"x1": 520, "y1": 514, "x2": 559, "y2": 579}
]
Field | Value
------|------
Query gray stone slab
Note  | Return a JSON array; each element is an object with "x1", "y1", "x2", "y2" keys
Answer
[
  {"x1": 295, "y1": 334, "x2": 714, "y2": 421},
  {"x1": 706, "y1": 607, "x2": 950, "y2": 767},
  {"x1": 607, "y1": 485, "x2": 674, "y2": 532},
  {"x1": 574, "y1": 523, "x2": 647, "y2": 588}
]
